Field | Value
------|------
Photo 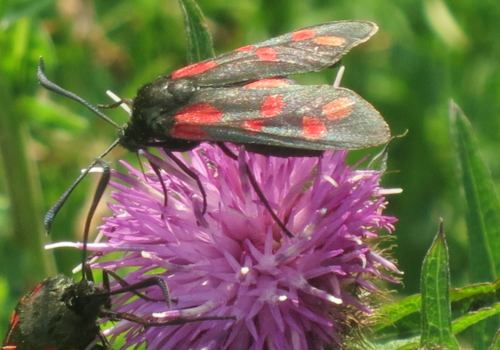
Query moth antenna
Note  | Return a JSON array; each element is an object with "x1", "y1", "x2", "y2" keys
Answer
[
  {"x1": 38, "y1": 57, "x2": 123, "y2": 233},
  {"x1": 37, "y1": 57, "x2": 121, "y2": 128},
  {"x1": 81, "y1": 159, "x2": 110, "y2": 281},
  {"x1": 44, "y1": 139, "x2": 120, "y2": 234}
]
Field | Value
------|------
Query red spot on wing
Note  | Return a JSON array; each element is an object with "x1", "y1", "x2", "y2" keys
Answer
[
  {"x1": 255, "y1": 47, "x2": 278, "y2": 61},
  {"x1": 260, "y1": 95, "x2": 283, "y2": 118},
  {"x1": 243, "y1": 78, "x2": 293, "y2": 89},
  {"x1": 314, "y1": 36, "x2": 346, "y2": 46},
  {"x1": 31, "y1": 283, "x2": 44, "y2": 297},
  {"x1": 292, "y1": 29, "x2": 316, "y2": 41},
  {"x1": 175, "y1": 103, "x2": 223, "y2": 123},
  {"x1": 3, "y1": 312, "x2": 20, "y2": 346},
  {"x1": 322, "y1": 97, "x2": 354, "y2": 120},
  {"x1": 235, "y1": 45, "x2": 255, "y2": 52},
  {"x1": 170, "y1": 124, "x2": 207, "y2": 140},
  {"x1": 241, "y1": 120, "x2": 264, "y2": 135},
  {"x1": 302, "y1": 117, "x2": 326, "y2": 140},
  {"x1": 171, "y1": 61, "x2": 218, "y2": 79},
  {"x1": 9, "y1": 312, "x2": 19, "y2": 329}
]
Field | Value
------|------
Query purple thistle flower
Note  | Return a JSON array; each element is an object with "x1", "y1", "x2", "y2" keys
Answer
[{"x1": 70, "y1": 145, "x2": 399, "y2": 349}]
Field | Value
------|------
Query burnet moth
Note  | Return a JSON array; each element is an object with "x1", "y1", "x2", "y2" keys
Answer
[
  {"x1": 39, "y1": 20, "x2": 390, "y2": 236},
  {"x1": 2, "y1": 161, "x2": 234, "y2": 350}
]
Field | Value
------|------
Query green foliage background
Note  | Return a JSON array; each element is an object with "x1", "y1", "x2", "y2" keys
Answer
[{"x1": 1, "y1": 0, "x2": 500, "y2": 345}]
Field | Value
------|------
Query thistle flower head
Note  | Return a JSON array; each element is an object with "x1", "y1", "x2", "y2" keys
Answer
[{"x1": 81, "y1": 145, "x2": 398, "y2": 349}]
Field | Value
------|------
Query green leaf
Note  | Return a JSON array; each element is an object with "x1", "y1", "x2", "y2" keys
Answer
[
  {"x1": 374, "y1": 278, "x2": 500, "y2": 342},
  {"x1": 177, "y1": 0, "x2": 214, "y2": 64},
  {"x1": 490, "y1": 329, "x2": 500, "y2": 350},
  {"x1": 369, "y1": 336, "x2": 420, "y2": 350},
  {"x1": 449, "y1": 101, "x2": 500, "y2": 348},
  {"x1": 420, "y1": 221, "x2": 460, "y2": 349},
  {"x1": 373, "y1": 294, "x2": 422, "y2": 339},
  {"x1": 452, "y1": 302, "x2": 500, "y2": 334},
  {"x1": 0, "y1": 68, "x2": 55, "y2": 286},
  {"x1": 451, "y1": 278, "x2": 500, "y2": 320},
  {"x1": 449, "y1": 101, "x2": 500, "y2": 282}
]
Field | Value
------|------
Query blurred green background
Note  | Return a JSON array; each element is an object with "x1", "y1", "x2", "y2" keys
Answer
[{"x1": 1, "y1": 0, "x2": 499, "y2": 343}]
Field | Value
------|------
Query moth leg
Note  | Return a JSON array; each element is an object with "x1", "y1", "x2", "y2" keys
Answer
[{"x1": 217, "y1": 143, "x2": 294, "y2": 238}]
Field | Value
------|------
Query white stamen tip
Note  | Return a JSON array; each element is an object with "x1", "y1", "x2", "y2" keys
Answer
[
  {"x1": 323, "y1": 175, "x2": 338, "y2": 187},
  {"x1": 85, "y1": 166, "x2": 104, "y2": 174},
  {"x1": 379, "y1": 188, "x2": 404, "y2": 195},
  {"x1": 72, "y1": 264, "x2": 83, "y2": 274},
  {"x1": 45, "y1": 242, "x2": 79, "y2": 250},
  {"x1": 106, "y1": 90, "x2": 132, "y2": 114},
  {"x1": 333, "y1": 66, "x2": 346, "y2": 88},
  {"x1": 328, "y1": 295, "x2": 343, "y2": 304}
]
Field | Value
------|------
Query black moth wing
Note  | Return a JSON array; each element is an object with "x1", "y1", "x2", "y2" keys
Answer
[
  {"x1": 170, "y1": 21, "x2": 378, "y2": 86},
  {"x1": 170, "y1": 83, "x2": 390, "y2": 151},
  {"x1": 3, "y1": 275, "x2": 107, "y2": 350}
]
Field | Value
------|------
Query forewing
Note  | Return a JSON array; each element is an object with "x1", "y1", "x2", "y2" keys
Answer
[
  {"x1": 3, "y1": 276, "x2": 67, "y2": 349},
  {"x1": 170, "y1": 21, "x2": 378, "y2": 86},
  {"x1": 169, "y1": 83, "x2": 390, "y2": 150}
]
